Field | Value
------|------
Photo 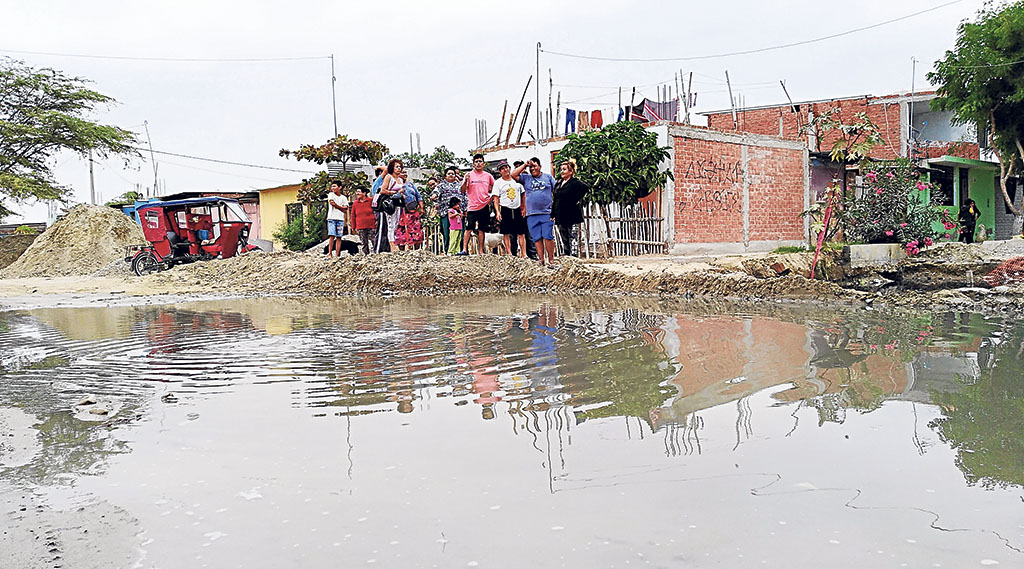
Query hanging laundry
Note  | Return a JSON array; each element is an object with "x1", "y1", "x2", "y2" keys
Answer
[
  {"x1": 564, "y1": 109, "x2": 576, "y2": 135},
  {"x1": 617, "y1": 107, "x2": 624, "y2": 122},
  {"x1": 591, "y1": 110, "x2": 603, "y2": 128},
  {"x1": 578, "y1": 111, "x2": 590, "y2": 130}
]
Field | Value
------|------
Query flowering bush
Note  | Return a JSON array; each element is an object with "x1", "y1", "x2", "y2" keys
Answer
[{"x1": 844, "y1": 159, "x2": 947, "y2": 255}]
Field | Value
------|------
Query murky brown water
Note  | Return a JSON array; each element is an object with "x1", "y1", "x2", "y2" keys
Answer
[{"x1": 1, "y1": 296, "x2": 1023, "y2": 568}]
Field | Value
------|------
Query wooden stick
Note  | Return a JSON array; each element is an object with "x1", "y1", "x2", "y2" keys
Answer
[
  {"x1": 516, "y1": 102, "x2": 532, "y2": 143},
  {"x1": 496, "y1": 100, "x2": 508, "y2": 147}
]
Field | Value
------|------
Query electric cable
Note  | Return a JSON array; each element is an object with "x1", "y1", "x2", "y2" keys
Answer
[
  {"x1": 0, "y1": 48, "x2": 329, "y2": 63},
  {"x1": 128, "y1": 146, "x2": 316, "y2": 174},
  {"x1": 540, "y1": 0, "x2": 963, "y2": 62}
]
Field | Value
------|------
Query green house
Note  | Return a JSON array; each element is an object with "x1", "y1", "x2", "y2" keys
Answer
[{"x1": 923, "y1": 156, "x2": 1015, "y2": 240}]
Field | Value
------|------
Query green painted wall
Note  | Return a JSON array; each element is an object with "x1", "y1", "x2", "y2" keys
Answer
[{"x1": 962, "y1": 168, "x2": 996, "y2": 234}]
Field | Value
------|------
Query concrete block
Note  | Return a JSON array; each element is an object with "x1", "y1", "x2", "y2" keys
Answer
[{"x1": 845, "y1": 243, "x2": 906, "y2": 268}]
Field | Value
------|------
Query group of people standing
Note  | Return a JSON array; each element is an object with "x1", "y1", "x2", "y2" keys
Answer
[{"x1": 325, "y1": 154, "x2": 589, "y2": 265}]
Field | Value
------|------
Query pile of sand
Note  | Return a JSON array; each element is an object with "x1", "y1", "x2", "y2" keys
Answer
[
  {"x1": 0, "y1": 205, "x2": 146, "y2": 278},
  {"x1": 152, "y1": 249, "x2": 847, "y2": 301},
  {"x1": 0, "y1": 235, "x2": 38, "y2": 270}
]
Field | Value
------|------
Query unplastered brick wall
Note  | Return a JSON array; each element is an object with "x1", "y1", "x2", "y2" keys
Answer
[
  {"x1": 705, "y1": 94, "x2": 917, "y2": 160},
  {"x1": 670, "y1": 125, "x2": 806, "y2": 246}
]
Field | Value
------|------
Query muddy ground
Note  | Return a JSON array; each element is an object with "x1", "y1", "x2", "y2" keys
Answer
[{"x1": 1, "y1": 242, "x2": 1023, "y2": 313}]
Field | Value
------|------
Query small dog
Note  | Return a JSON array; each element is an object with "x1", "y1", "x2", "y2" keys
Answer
[
  {"x1": 321, "y1": 237, "x2": 360, "y2": 256},
  {"x1": 476, "y1": 232, "x2": 508, "y2": 255}
]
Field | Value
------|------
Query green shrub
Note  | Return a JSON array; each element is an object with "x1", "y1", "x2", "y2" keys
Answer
[
  {"x1": 13, "y1": 225, "x2": 38, "y2": 235},
  {"x1": 272, "y1": 203, "x2": 329, "y2": 252},
  {"x1": 844, "y1": 159, "x2": 948, "y2": 255}
]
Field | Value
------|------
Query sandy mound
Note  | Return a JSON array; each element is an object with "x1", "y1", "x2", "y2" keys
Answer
[
  {"x1": 0, "y1": 205, "x2": 146, "y2": 278},
  {"x1": 152, "y1": 250, "x2": 847, "y2": 301},
  {"x1": 0, "y1": 235, "x2": 38, "y2": 270}
]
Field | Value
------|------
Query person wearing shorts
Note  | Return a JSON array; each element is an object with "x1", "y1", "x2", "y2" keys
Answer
[
  {"x1": 511, "y1": 157, "x2": 557, "y2": 266},
  {"x1": 326, "y1": 179, "x2": 350, "y2": 257},
  {"x1": 461, "y1": 153, "x2": 495, "y2": 254},
  {"x1": 491, "y1": 161, "x2": 527, "y2": 257}
]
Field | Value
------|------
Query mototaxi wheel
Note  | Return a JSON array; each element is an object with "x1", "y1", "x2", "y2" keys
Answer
[{"x1": 131, "y1": 251, "x2": 163, "y2": 276}]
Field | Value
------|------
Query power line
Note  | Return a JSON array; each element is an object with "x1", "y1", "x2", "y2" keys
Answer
[
  {"x1": 0, "y1": 48, "x2": 329, "y2": 63},
  {"x1": 541, "y1": 0, "x2": 963, "y2": 62},
  {"x1": 129, "y1": 146, "x2": 316, "y2": 174}
]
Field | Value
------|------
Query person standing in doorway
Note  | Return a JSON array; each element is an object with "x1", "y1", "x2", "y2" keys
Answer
[
  {"x1": 491, "y1": 161, "x2": 527, "y2": 257},
  {"x1": 326, "y1": 179, "x2": 350, "y2": 257},
  {"x1": 511, "y1": 157, "x2": 557, "y2": 266},
  {"x1": 958, "y1": 198, "x2": 980, "y2": 243},
  {"x1": 462, "y1": 154, "x2": 495, "y2": 254},
  {"x1": 552, "y1": 159, "x2": 589, "y2": 257}
]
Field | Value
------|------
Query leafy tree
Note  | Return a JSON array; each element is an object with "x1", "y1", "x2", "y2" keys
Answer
[
  {"x1": 384, "y1": 145, "x2": 471, "y2": 176},
  {"x1": 0, "y1": 57, "x2": 138, "y2": 218},
  {"x1": 554, "y1": 121, "x2": 672, "y2": 256},
  {"x1": 931, "y1": 328, "x2": 1024, "y2": 489},
  {"x1": 280, "y1": 134, "x2": 387, "y2": 206},
  {"x1": 928, "y1": 0, "x2": 1024, "y2": 233},
  {"x1": 279, "y1": 135, "x2": 388, "y2": 169},
  {"x1": 798, "y1": 109, "x2": 883, "y2": 277},
  {"x1": 104, "y1": 190, "x2": 143, "y2": 207},
  {"x1": 555, "y1": 120, "x2": 672, "y2": 207}
]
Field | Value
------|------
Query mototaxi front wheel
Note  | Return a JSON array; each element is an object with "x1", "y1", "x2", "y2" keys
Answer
[{"x1": 131, "y1": 251, "x2": 163, "y2": 276}]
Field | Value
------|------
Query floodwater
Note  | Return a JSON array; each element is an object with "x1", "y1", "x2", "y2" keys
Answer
[{"x1": 1, "y1": 296, "x2": 1023, "y2": 568}]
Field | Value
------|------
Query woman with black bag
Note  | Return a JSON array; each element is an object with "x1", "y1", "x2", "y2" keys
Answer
[
  {"x1": 551, "y1": 159, "x2": 589, "y2": 257},
  {"x1": 373, "y1": 159, "x2": 405, "y2": 252}
]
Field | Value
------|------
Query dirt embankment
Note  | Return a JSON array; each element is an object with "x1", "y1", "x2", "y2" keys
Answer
[
  {"x1": 0, "y1": 205, "x2": 145, "y2": 279},
  {"x1": 0, "y1": 235, "x2": 38, "y2": 270},
  {"x1": 152, "y1": 250, "x2": 848, "y2": 301}
]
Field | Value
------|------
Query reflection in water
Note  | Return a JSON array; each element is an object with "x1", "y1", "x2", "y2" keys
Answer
[{"x1": 0, "y1": 298, "x2": 1022, "y2": 493}]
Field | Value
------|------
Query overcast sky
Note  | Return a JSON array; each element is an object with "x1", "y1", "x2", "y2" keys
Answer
[{"x1": 3, "y1": 0, "x2": 985, "y2": 222}]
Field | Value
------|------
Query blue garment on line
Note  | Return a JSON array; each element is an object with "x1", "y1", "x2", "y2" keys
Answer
[
  {"x1": 564, "y1": 109, "x2": 576, "y2": 135},
  {"x1": 618, "y1": 107, "x2": 624, "y2": 122}
]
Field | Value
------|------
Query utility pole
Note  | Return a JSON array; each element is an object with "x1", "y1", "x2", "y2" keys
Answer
[
  {"x1": 536, "y1": 43, "x2": 541, "y2": 147},
  {"x1": 909, "y1": 57, "x2": 917, "y2": 158},
  {"x1": 143, "y1": 121, "x2": 158, "y2": 197},
  {"x1": 726, "y1": 71, "x2": 737, "y2": 129},
  {"x1": 88, "y1": 149, "x2": 96, "y2": 205},
  {"x1": 330, "y1": 54, "x2": 338, "y2": 137}
]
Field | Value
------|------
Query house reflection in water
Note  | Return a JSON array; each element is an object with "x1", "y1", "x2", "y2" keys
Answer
[{"x1": 649, "y1": 313, "x2": 987, "y2": 435}]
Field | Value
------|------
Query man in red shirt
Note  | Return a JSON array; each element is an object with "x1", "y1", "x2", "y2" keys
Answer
[
  {"x1": 350, "y1": 187, "x2": 376, "y2": 255},
  {"x1": 461, "y1": 153, "x2": 494, "y2": 255}
]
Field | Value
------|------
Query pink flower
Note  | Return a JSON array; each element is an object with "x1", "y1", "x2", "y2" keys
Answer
[
  {"x1": 886, "y1": 172, "x2": 895, "y2": 179},
  {"x1": 873, "y1": 220, "x2": 879, "y2": 224},
  {"x1": 944, "y1": 233, "x2": 951, "y2": 239},
  {"x1": 885, "y1": 230, "x2": 894, "y2": 236},
  {"x1": 943, "y1": 221, "x2": 955, "y2": 230},
  {"x1": 916, "y1": 181, "x2": 928, "y2": 191},
  {"x1": 866, "y1": 171, "x2": 878, "y2": 182},
  {"x1": 885, "y1": 343, "x2": 896, "y2": 350},
  {"x1": 869, "y1": 344, "x2": 878, "y2": 350},
  {"x1": 900, "y1": 222, "x2": 908, "y2": 228},
  {"x1": 875, "y1": 188, "x2": 883, "y2": 195},
  {"x1": 923, "y1": 237, "x2": 933, "y2": 246}
]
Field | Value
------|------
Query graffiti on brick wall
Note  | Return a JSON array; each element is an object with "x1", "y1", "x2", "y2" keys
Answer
[
  {"x1": 682, "y1": 158, "x2": 742, "y2": 184},
  {"x1": 678, "y1": 158, "x2": 744, "y2": 213},
  {"x1": 679, "y1": 189, "x2": 741, "y2": 213}
]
